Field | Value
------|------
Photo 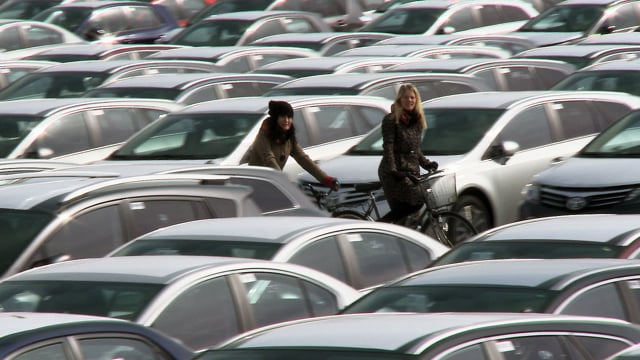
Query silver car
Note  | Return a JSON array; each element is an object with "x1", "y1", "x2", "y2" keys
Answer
[{"x1": 298, "y1": 91, "x2": 640, "y2": 242}]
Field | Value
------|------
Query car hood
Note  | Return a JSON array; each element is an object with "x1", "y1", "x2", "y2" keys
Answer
[
  {"x1": 509, "y1": 32, "x2": 583, "y2": 47},
  {"x1": 534, "y1": 157, "x2": 640, "y2": 187},
  {"x1": 298, "y1": 154, "x2": 462, "y2": 183}
]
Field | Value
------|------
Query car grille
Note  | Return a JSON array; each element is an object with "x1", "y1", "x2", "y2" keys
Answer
[{"x1": 539, "y1": 185, "x2": 635, "y2": 210}]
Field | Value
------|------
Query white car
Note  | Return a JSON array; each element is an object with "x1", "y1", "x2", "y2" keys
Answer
[{"x1": 298, "y1": 91, "x2": 640, "y2": 242}]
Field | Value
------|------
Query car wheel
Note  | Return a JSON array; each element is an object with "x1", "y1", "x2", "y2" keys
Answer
[{"x1": 452, "y1": 194, "x2": 492, "y2": 238}]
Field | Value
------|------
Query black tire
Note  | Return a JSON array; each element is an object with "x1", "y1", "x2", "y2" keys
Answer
[
  {"x1": 421, "y1": 211, "x2": 477, "y2": 246},
  {"x1": 332, "y1": 209, "x2": 371, "y2": 221},
  {"x1": 452, "y1": 194, "x2": 492, "y2": 234}
]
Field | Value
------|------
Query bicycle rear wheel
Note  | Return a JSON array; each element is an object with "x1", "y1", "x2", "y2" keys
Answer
[
  {"x1": 421, "y1": 211, "x2": 477, "y2": 246},
  {"x1": 332, "y1": 209, "x2": 372, "y2": 221}
]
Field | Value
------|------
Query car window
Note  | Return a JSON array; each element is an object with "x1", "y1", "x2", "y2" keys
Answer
[
  {"x1": 125, "y1": 6, "x2": 163, "y2": 30},
  {"x1": 444, "y1": 7, "x2": 476, "y2": 32},
  {"x1": 349, "y1": 233, "x2": 408, "y2": 289},
  {"x1": 35, "y1": 113, "x2": 91, "y2": 158},
  {"x1": 501, "y1": 4, "x2": 533, "y2": 21},
  {"x1": 494, "y1": 67, "x2": 538, "y2": 91},
  {"x1": 364, "y1": 85, "x2": 398, "y2": 100},
  {"x1": 181, "y1": 85, "x2": 220, "y2": 105},
  {"x1": 493, "y1": 336, "x2": 570, "y2": 360},
  {"x1": 152, "y1": 276, "x2": 240, "y2": 350},
  {"x1": 304, "y1": 105, "x2": 364, "y2": 144},
  {"x1": 477, "y1": 5, "x2": 502, "y2": 26},
  {"x1": 441, "y1": 343, "x2": 487, "y2": 360},
  {"x1": 534, "y1": 67, "x2": 570, "y2": 89},
  {"x1": 126, "y1": 199, "x2": 211, "y2": 238},
  {"x1": 289, "y1": 236, "x2": 348, "y2": 284},
  {"x1": 560, "y1": 282, "x2": 627, "y2": 320},
  {"x1": 30, "y1": 205, "x2": 124, "y2": 271},
  {"x1": 23, "y1": 24, "x2": 65, "y2": 48},
  {"x1": 0, "y1": 25, "x2": 20, "y2": 51},
  {"x1": 245, "y1": 19, "x2": 286, "y2": 45},
  {"x1": 228, "y1": 177, "x2": 296, "y2": 213},
  {"x1": 87, "y1": 7, "x2": 128, "y2": 36},
  {"x1": 571, "y1": 335, "x2": 633, "y2": 359},
  {"x1": 271, "y1": 0, "x2": 346, "y2": 17},
  {"x1": 239, "y1": 272, "x2": 313, "y2": 327},
  {"x1": 79, "y1": 337, "x2": 169, "y2": 360},
  {"x1": 603, "y1": 3, "x2": 640, "y2": 31},
  {"x1": 221, "y1": 81, "x2": 277, "y2": 98},
  {"x1": 219, "y1": 57, "x2": 251, "y2": 72},
  {"x1": 401, "y1": 240, "x2": 432, "y2": 270},
  {"x1": 551, "y1": 101, "x2": 598, "y2": 140},
  {"x1": 90, "y1": 108, "x2": 141, "y2": 146},
  {"x1": 431, "y1": 81, "x2": 481, "y2": 97},
  {"x1": 498, "y1": 105, "x2": 551, "y2": 151},
  {"x1": 12, "y1": 342, "x2": 67, "y2": 360}
]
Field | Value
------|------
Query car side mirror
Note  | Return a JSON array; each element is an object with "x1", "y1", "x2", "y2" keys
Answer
[
  {"x1": 29, "y1": 254, "x2": 72, "y2": 269},
  {"x1": 599, "y1": 24, "x2": 615, "y2": 34},
  {"x1": 488, "y1": 140, "x2": 520, "y2": 164},
  {"x1": 437, "y1": 26, "x2": 456, "y2": 34}
]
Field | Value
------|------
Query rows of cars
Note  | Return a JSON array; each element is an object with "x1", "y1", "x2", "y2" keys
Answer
[{"x1": 4, "y1": 0, "x2": 640, "y2": 359}]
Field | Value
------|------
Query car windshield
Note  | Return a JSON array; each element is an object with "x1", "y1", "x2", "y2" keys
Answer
[
  {"x1": 374, "y1": 0, "x2": 420, "y2": 13},
  {"x1": 519, "y1": 5, "x2": 604, "y2": 32},
  {"x1": 33, "y1": 7, "x2": 93, "y2": 32},
  {"x1": 195, "y1": 350, "x2": 410, "y2": 360},
  {"x1": 0, "y1": 116, "x2": 43, "y2": 157},
  {"x1": 171, "y1": 19, "x2": 253, "y2": 46},
  {"x1": 0, "y1": 210, "x2": 52, "y2": 276},
  {"x1": 361, "y1": 8, "x2": 445, "y2": 34},
  {"x1": 342, "y1": 285, "x2": 555, "y2": 314},
  {"x1": 84, "y1": 87, "x2": 181, "y2": 100},
  {"x1": 433, "y1": 241, "x2": 623, "y2": 266},
  {"x1": 0, "y1": 280, "x2": 163, "y2": 320},
  {"x1": 552, "y1": 71, "x2": 640, "y2": 96},
  {"x1": 579, "y1": 110, "x2": 640, "y2": 157},
  {"x1": 0, "y1": 72, "x2": 110, "y2": 100},
  {"x1": 111, "y1": 239, "x2": 282, "y2": 259},
  {"x1": 263, "y1": 87, "x2": 359, "y2": 96},
  {"x1": 348, "y1": 109, "x2": 502, "y2": 156},
  {"x1": 109, "y1": 113, "x2": 263, "y2": 160}
]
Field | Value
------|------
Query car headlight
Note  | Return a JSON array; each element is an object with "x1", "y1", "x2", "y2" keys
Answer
[{"x1": 521, "y1": 182, "x2": 540, "y2": 203}]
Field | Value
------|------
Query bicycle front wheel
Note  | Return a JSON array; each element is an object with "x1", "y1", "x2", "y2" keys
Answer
[
  {"x1": 421, "y1": 211, "x2": 477, "y2": 246},
  {"x1": 332, "y1": 209, "x2": 372, "y2": 221}
]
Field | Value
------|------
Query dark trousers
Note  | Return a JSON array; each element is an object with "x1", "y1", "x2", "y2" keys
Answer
[{"x1": 377, "y1": 198, "x2": 422, "y2": 224}]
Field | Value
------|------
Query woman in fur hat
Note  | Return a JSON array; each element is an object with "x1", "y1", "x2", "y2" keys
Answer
[
  {"x1": 378, "y1": 84, "x2": 438, "y2": 223},
  {"x1": 247, "y1": 100, "x2": 339, "y2": 190}
]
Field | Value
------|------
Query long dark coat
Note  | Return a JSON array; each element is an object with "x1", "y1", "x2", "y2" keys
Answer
[{"x1": 378, "y1": 112, "x2": 430, "y2": 206}]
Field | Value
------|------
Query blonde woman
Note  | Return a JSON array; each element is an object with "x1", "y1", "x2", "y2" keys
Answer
[{"x1": 378, "y1": 84, "x2": 438, "y2": 223}]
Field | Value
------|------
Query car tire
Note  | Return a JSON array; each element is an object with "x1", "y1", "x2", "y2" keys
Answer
[{"x1": 452, "y1": 194, "x2": 492, "y2": 237}]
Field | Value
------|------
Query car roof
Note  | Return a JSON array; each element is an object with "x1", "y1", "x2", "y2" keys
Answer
[
  {"x1": 134, "y1": 216, "x2": 370, "y2": 244},
  {"x1": 150, "y1": 46, "x2": 316, "y2": 60},
  {"x1": 0, "y1": 312, "x2": 130, "y2": 336},
  {"x1": 218, "y1": 312, "x2": 640, "y2": 353},
  {"x1": 203, "y1": 10, "x2": 317, "y2": 21},
  {"x1": 254, "y1": 32, "x2": 392, "y2": 43},
  {"x1": 338, "y1": 44, "x2": 507, "y2": 57},
  {"x1": 27, "y1": 44, "x2": 181, "y2": 57},
  {"x1": 554, "y1": 0, "x2": 630, "y2": 5},
  {"x1": 49, "y1": 0, "x2": 153, "y2": 9},
  {"x1": 5, "y1": 256, "x2": 276, "y2": 284},
  {"x1": 580, "y1": 59, "x2": 640, "y2": 71},
  {"x1": 396, "y1": 258, "x2": 640, "y2": 289},
  {"x1": 0, "y1": 98, "x2": 176, "y2": 116},
  {"x1": 473, "y1": 214, "x2": 640, "y2": 244},
  {"x1": 272, "y1": 72, "x2": 482, "y2": 89},
  {"x1": 516, "y1": 45, "x2": 640, "y2": 58},
  {"x1": 34, "y1": 59, "x2": 211, "y2": 73},
  {"x1": 95, "y1": 73, "x2": 292, "y2": 89}
]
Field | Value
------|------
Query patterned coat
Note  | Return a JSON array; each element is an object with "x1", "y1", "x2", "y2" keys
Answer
[{"x1": 378, "y1": 112, "x2": 431, "y2": 206}]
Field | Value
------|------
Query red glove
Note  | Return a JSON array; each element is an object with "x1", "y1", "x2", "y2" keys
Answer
[{"x1": 323, "y1": 176, "x2": 340, "y2": 191}]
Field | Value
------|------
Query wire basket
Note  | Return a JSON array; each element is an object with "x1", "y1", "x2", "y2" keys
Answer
[{"x1": 419, "y1": 172, "x2": 457, "y2": 209}]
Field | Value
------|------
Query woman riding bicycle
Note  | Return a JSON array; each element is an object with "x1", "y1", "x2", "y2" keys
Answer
[{"x1": 378, "y1": 84, "x2": 438, "y2": 223}]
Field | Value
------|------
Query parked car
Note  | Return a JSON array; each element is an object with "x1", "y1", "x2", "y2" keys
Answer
[
  {"x1": 432, "y1": 214, "x2": 640, "y2": 266},
  {"x1": 250, "y1": 32, "x2": 395, "y2": 56},
  {"x1": 0, "y1": 60, "x2": 56, "y2": 91},
  {"x1": 195, "y1": 312, "x2": 640, "y2": 360},
  {"x1": 336, "y1": 43, "x2": 512, "y2": 59},
  {"x1": 0, "y1": 172, "x2": 265, "y2": 279},
  {"x1": 609, "y1": 343, "x2": 640, "y2": 359},
  {"x1": 0, "y1": 312, "x2": 194, "y2": 360},
  {"x1": 147, "y1": 45, "x2": 320, "y2": 72},
  {"x1": 0, "y1": 0, "x2": 63, "y2": 19},
  {"x1": 22, "y1": 43, "x2": 185, "y2": 62},
  {"x1": 513, "y1": 44, "x2": 640, "y2": 68},
  {"x1": 185, "y1": 0, "x2": 384, "y2": 31},
  {"x1": 163, "y1": 10, "x2": 331, "y2": 46},
  {"x1": 376, "y1": 33, "x2": 540, "y2": 55},
  {"x1": 551, "y1": 60, "x2": 640, "y2": 95},
  {"x1": 83, "y1": 73, "x2": 293, "y2": 105},
  {"x1": 0, "y1": 97, "x2": 182, "y2": 163},
  {"x1": 263, "y1": 72, "x2": 493, "y2": 100},
  {"x1": 0, "y1": 59, "x2": 218, "y2": 100},
  {"x1": 0, "y1": 256, "x2": 361, "y2": 350},
  {"x1": 0, "y1": 19, "x2": 84, "y2": 53},
  {"x1": 384, "y1": 58, "x2": 577, "y2": 90},
  {"x1": 298, "y1": 91, "x2": 640, "y2": 242},
  {"x1": 104, "y1": 95, "x2": 392, "y2": 180},
  {"x1": 251, "y1": 56, "x2": 422, "y2": 78},
  {"x1": 510, "y1": 0, "x2": 640, "y2": 46},
  {"x1": 32, "y1": 0, "x2": 180, "y2": 43},
  {"x1": 358, "y1": 0, "x2": 538, "y2": 36},
  {"x1": 520, "y1": 108, "x2": 640, "y2": 219},
  {"x1": 343, "y1": 258, "x2": 640, "y2": 326},
  {"x1": 108, "y1": 216, "x2": 449, "y2": 290}
]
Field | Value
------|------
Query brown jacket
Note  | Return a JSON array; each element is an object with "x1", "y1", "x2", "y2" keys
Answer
[{"x1": 247, "y1": 128, "x2": 328, "y2": 182}]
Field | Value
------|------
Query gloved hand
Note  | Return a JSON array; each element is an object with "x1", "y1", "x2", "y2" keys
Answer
[
  {"x1": 390, "y1": 170, "x2": 406, "y2": 181},
  {"x1": 323, "y1": 176, "x2": 340, "y2": 191},
  {"x1": 422, "y1": 160, "x2": 439, "y2": 171}
]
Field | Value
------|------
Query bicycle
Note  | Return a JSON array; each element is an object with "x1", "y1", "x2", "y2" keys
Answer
[
  {"x1": 404, "y1": 170, "x2": 477, "y2": 246},
  {"x1": 304, "y1": 181, "x2": 385, "y2": 220}
]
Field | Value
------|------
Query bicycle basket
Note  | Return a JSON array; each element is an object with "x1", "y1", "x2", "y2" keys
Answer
[{"x1": 420, "y1": 172, "x2": 457, "y2": 209}]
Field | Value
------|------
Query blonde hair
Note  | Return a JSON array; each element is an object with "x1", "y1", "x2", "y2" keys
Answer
[{"x1": 392, "y1": 83, "x2": 426, "y2": 129}]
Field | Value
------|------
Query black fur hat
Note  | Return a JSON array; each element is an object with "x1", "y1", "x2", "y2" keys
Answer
[{"x1": 268, "y1": 100, "x2": 294, "y2": 119}]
